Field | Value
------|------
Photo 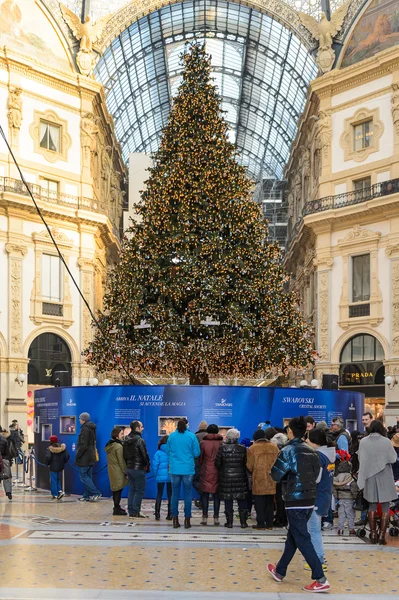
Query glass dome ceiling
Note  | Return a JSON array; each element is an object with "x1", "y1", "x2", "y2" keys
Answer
[{"x1": 92, "y1": 0, "x2": 319, "y2": 180}]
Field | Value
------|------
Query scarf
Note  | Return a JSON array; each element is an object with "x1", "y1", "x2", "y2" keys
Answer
[{"x1": 357, "y1": 433, "x2": 397, "y2": 490}]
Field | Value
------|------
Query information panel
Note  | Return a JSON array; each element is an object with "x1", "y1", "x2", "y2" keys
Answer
[{"x1": 34, "y1": 384, "x2": 364, "y2": 498}]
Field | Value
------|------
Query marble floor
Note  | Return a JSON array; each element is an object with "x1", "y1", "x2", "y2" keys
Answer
[{"x1": 0, "y1": 486, "x2": 399, "y2": 600}]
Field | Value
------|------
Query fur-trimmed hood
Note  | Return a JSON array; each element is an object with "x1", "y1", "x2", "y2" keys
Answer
[
  {"x1": 0, "y1": 430, "x2": 10, "y2": 439},
  {"x1": 49, "y1": 443, "x2": 66, "y2": 454}
]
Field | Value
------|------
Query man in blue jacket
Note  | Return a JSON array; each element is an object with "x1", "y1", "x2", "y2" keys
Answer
[{"x1": 267, "y1": 416, "x2": 331, "y2": 593}]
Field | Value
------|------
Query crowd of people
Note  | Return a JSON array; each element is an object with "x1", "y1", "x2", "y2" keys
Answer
[{"x1": 1, "y1": 411, "x2": 399, "y2": 592}]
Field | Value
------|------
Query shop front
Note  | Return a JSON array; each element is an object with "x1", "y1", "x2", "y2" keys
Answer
[{"x1": 339, "y1": 333, "x2": 385, "y2": 420}]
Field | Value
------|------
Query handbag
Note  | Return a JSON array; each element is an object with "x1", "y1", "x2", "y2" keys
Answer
[{"x1": 353, "y1": 489, "x2": 368, "y2": 512}]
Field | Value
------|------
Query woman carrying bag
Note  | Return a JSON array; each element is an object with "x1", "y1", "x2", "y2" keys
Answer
[{"x1": 357, "y1": 420, "x2": 398, "y2": 544}]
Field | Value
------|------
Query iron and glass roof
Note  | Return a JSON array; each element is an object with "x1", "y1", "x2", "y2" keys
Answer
[{"x1": 94, "y1": 0, "x2": 318, "y2": 180}]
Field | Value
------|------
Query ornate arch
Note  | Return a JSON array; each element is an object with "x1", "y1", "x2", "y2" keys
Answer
[
  {"x1": 331, "y1": 326, "x2": 389, "y2": 364},
  {"x1": 23, "y1": 326, "x2": 80, "y2": 364},
  {"x1": 94, "y1": 0, "x2": 319, "y2": 53},
  {"x1": 0, "y1": 331, "x2": 8, "y2": 357}
]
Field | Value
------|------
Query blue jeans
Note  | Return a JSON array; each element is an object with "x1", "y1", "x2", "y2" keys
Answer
[
  {"x1": 77, "y1": 466, "x2": 100, "y2": 498},
  {"x1": 50, "y1": 471, "x2": 62, "y2": 497},
  {"x1": 170, "y1": 474, "x2": 193, "y2": 517},
  {"x1": 307, "y1": 509, "x2": 324, "y2": 563},
  {"x1": 127, "y1": 469, "x2": 146, "y2": 515},
  {"x1": 276, "y1": 508, "x2": 324, "y2": 582}
]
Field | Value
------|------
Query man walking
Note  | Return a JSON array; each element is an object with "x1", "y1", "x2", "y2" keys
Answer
[
  {"x1": 267, "y1": 416, "x2": 331, "y2": 593},
  {"x1": 123, "y1": 420, "x2": 150, "y2": 518},
  {"x1": 0, "y1": 427, "x2": 12, "y2": 500},
  {"x1": 76, "y1": 412, "x2": 101, "y2": 502}
]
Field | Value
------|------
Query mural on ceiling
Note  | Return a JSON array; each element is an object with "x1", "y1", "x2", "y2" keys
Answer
[
  {"x1": 0, "y1": 0, "x2": 71, "y2": 70},
  {"x1": 341, "y1": 0, "x2": 399, "y2": 68}
]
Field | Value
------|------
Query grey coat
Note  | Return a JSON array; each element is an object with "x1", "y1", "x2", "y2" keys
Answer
[{"x1": 358, "y1": 433, "x2": 397, "y2": 503}]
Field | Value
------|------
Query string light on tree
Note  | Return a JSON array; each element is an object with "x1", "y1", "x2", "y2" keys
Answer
[{"x1": 85, "y1": 42, "x2": 315, "y2": 383}]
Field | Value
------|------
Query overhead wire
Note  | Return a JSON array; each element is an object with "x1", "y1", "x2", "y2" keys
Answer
[{"x1": 0, "y1": 124, "x2": 137, "y2": 385}]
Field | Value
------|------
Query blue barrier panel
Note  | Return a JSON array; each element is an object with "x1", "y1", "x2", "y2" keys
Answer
[{"x1": 34, "y1": 384, "x2": 364, "y2": 498}]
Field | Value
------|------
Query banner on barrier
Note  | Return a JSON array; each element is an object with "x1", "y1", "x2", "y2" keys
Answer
[{"x1": 34, "y1": 385, "x2": 364, "y2": 498}]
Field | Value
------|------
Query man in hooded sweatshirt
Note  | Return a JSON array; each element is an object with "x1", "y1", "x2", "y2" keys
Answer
[
  {"x1": 45, "y1": 435, "x2": 70, "y2": 499},
  {"x1": 76, "y1": 412, "x2": 101, "y2": 502}
]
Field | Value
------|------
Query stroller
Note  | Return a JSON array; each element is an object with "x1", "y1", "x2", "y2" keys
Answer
[{"x1": 356, "y1": 496, "x2": 399, "y2": 539}]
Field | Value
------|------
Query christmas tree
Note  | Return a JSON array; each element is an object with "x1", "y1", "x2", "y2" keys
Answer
[{"x1": 86, "y1": 43, "x2": 314, "y2": 383}]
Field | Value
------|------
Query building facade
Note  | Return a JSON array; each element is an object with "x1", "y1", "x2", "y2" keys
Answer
[
  {"x1": 284, "y1": 0, "x2": 399, "y2": 424},
  {"x1": 0, "y1": 0, "x2": 125, "y2": 433}
]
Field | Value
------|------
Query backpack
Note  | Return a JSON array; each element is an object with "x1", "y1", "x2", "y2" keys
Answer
[{"x1": 7, "y1": 437, "x2": 19, "y2": 459}]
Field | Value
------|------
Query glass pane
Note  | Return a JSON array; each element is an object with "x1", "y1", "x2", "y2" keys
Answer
[
  {"x1": 50, "y1": 256, "x2": 61, "y2": 301},
  {"x1": 40, "y1": 122, "x2": 48, "y2": 148},
  {"x1": 352, "y1": 256, "x2": 363, "y2": 302},
  {"x1": 363, "y1": 335, "x2": 374, "y2": 361},
  {"x1": 49, "y1": 124, "x2": 60, "y2": 152},
  {"x1": 341, "y1": 340, "x2": 351, "y2": 363},
  {"x1": 375, "y1": 339, "x2": 384, "y2": 360},
  {"x1": 352, "y1": 335, "x2": 363, "y2": 362},
  {"x1": 364, "y1": 120, "x2": 373, "y2": 148},
  {"x1": 362, "y1": 254, "x2": 370, "y2": 300},
  {"x1": 41, "y1": 254, "x2": 50, "y2": 298}
]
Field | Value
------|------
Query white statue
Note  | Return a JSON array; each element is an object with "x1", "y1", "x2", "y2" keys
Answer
[{"x1": 298, "y1": 3, "x2": 350, "y2": 73}]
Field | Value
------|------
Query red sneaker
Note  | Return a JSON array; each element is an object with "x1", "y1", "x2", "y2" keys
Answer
[
  {"x1": 303, "y1": 580, "x2": 331, "y2": 593},
  {"x1": 267, "y1": 564, "x2": 283, "y2": 582}
]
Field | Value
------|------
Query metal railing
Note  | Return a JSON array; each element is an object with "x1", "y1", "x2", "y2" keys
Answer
[
  {"x1": 287, "y1": 178, "x2": 399, "y2": 247},
  {"x1": 303, "y1": 178, "x2": 399, "y2": 216},
  {"x1": 0, "y1": 176, "x2": 104, "y2": 213}
]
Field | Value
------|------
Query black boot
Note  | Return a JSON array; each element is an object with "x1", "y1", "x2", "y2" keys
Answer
[
  {"x1": 224, "y1": 511, "x2": 233, "y2": 528},
  {"x1": 113, "y1": 505, "x2": 127, "y2": 516},
  {"x1": 6, "y1": 493, "x2": 12, "y2": 501},
  {"x1": 166, "y1": 504, "x2": 172, "y2": 521},
  {"x1": 184, "y1": 517, "x2": 191, "y2": 529},
  {"x1": 173, "y1": 517, "x2": 180, "y2": 529},
  {"x1": 154, "y1": 498, "x2": 161, "y2": 521},
  {"x1": 239, "y1": 510, "x2": 248, "y2": 529}
]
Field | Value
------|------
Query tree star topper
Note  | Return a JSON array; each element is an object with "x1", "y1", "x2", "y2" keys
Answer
[{"x1": 298, "y1": 3, "x2": 350, "y2": 73}]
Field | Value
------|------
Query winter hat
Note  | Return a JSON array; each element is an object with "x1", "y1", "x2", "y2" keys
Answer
[
  {"x1": 79, "y1": 412, "x2": 90, "y2": 422},
  {"x1": 240, "y1": 437, "x2": 252, "y2": 448},
  {"x1": 49, "y1": 435, "x2": 58, "y2": 444},
  {"x1": 198, "y1": 420, "x2": 208, "y2": 431},
  {"x1": 392, "y1": 433, "x2": 399, "y2": 448},
  {"x1": 316, "y1": 420, "x2": 328, "y2": 430},
  {"x1": 253, "y1": 429, "x2": 266, "y2": 441}
]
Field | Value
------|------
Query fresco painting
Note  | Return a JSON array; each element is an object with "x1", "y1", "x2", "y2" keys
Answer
[
  {"x1": 341, "y1": 0, "x2": 399, "y2": 68},
  {"x1": 0, "y1": 0, "x2": 70, "y2": 69}
]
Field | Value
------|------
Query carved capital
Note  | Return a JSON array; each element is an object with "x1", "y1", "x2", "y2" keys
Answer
[
  {"x1": 386, "y1": 244, "x2": 399, "y2": 258},
  {"x1": 5, "y1": 243, "x2": 28, "y2": 256},
  {"x1": 78, "y1": 257, "x2": 95, "y2": 269}
]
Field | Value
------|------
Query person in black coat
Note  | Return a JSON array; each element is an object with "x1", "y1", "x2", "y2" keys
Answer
[
  {"x1": 0, "y1": 429, "x2": 12, "y2": 500},
  {"x1": 123, "y1": 420, "x2": 150, "y2": 518},
  {"x1": 215, "y1": 428, "x2": 248, "y2": 529},
  {"x1": 45, "y1": 435, "x2": 70, "y2": 499},
  {"x1": 75, "y1": 412, "x2": 101, "y2": 502}
]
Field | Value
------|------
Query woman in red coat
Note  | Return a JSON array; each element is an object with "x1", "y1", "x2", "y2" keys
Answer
[{"x1": 199, "y1": 424, "x2": 224, "y2": 526}]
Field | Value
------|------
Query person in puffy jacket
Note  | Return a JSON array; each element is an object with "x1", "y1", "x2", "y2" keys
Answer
[
  {"x1": 199, "y1": 424, "x2": 223, "y2": 526},
  {"x1": 45, "y1": 435, "x2": 70, "y2": 499},
  {"x1": 215, "y1": 428, "x2": 248, "y2": 529},
  {"x1": 165, "y1": 419, "x2": 200, "y2": 529},
  {"x1": 76, "y1": 412, "x2": 101, "y2": 502},
  {"x1": 392, "y1": 433, "x2": 399, "y2": 481},
  {"x1": 153, "y1": 435, "x2": 172, "y2": 521},
  {"x1": 123, "y1": 420, "x2": 150, "y2": 518},
  {"x1": 333, "y1": 453, "x2": 358, "y2": 535},
  {"x1": 305, "y1": 428, "x2": 335, "y2": 570},
  {"x1": 0, "y1": 429, "x2": 12, "y2": 500},
  {"x1": 268, "y1": 416, "x2": 330, "y2": 593},
  {"x1": 105, "y1": 427, "x2": 128, "y2": 516}
]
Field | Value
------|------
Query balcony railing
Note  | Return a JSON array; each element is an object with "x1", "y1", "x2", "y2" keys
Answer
[
  {"x1": 303, "y1": 178, "x2": 399, "y2": 216},
  {"x1": 0, "y1": 176, "x2": 104, "y2": 213},
  {"x1": 287, "y1": 178, "x2": 399, "y2": 247}
]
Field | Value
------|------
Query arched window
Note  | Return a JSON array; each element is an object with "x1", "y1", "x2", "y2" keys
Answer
[
  {"x1": 28, "y1": 333, "x2": 72, "y2": 386},
  {"x1": 340, "y1": 334, "x2": 384, "y2": 363},
  {"x1": 339, "y1": 334, "x2": 384, "y2": 387}
]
